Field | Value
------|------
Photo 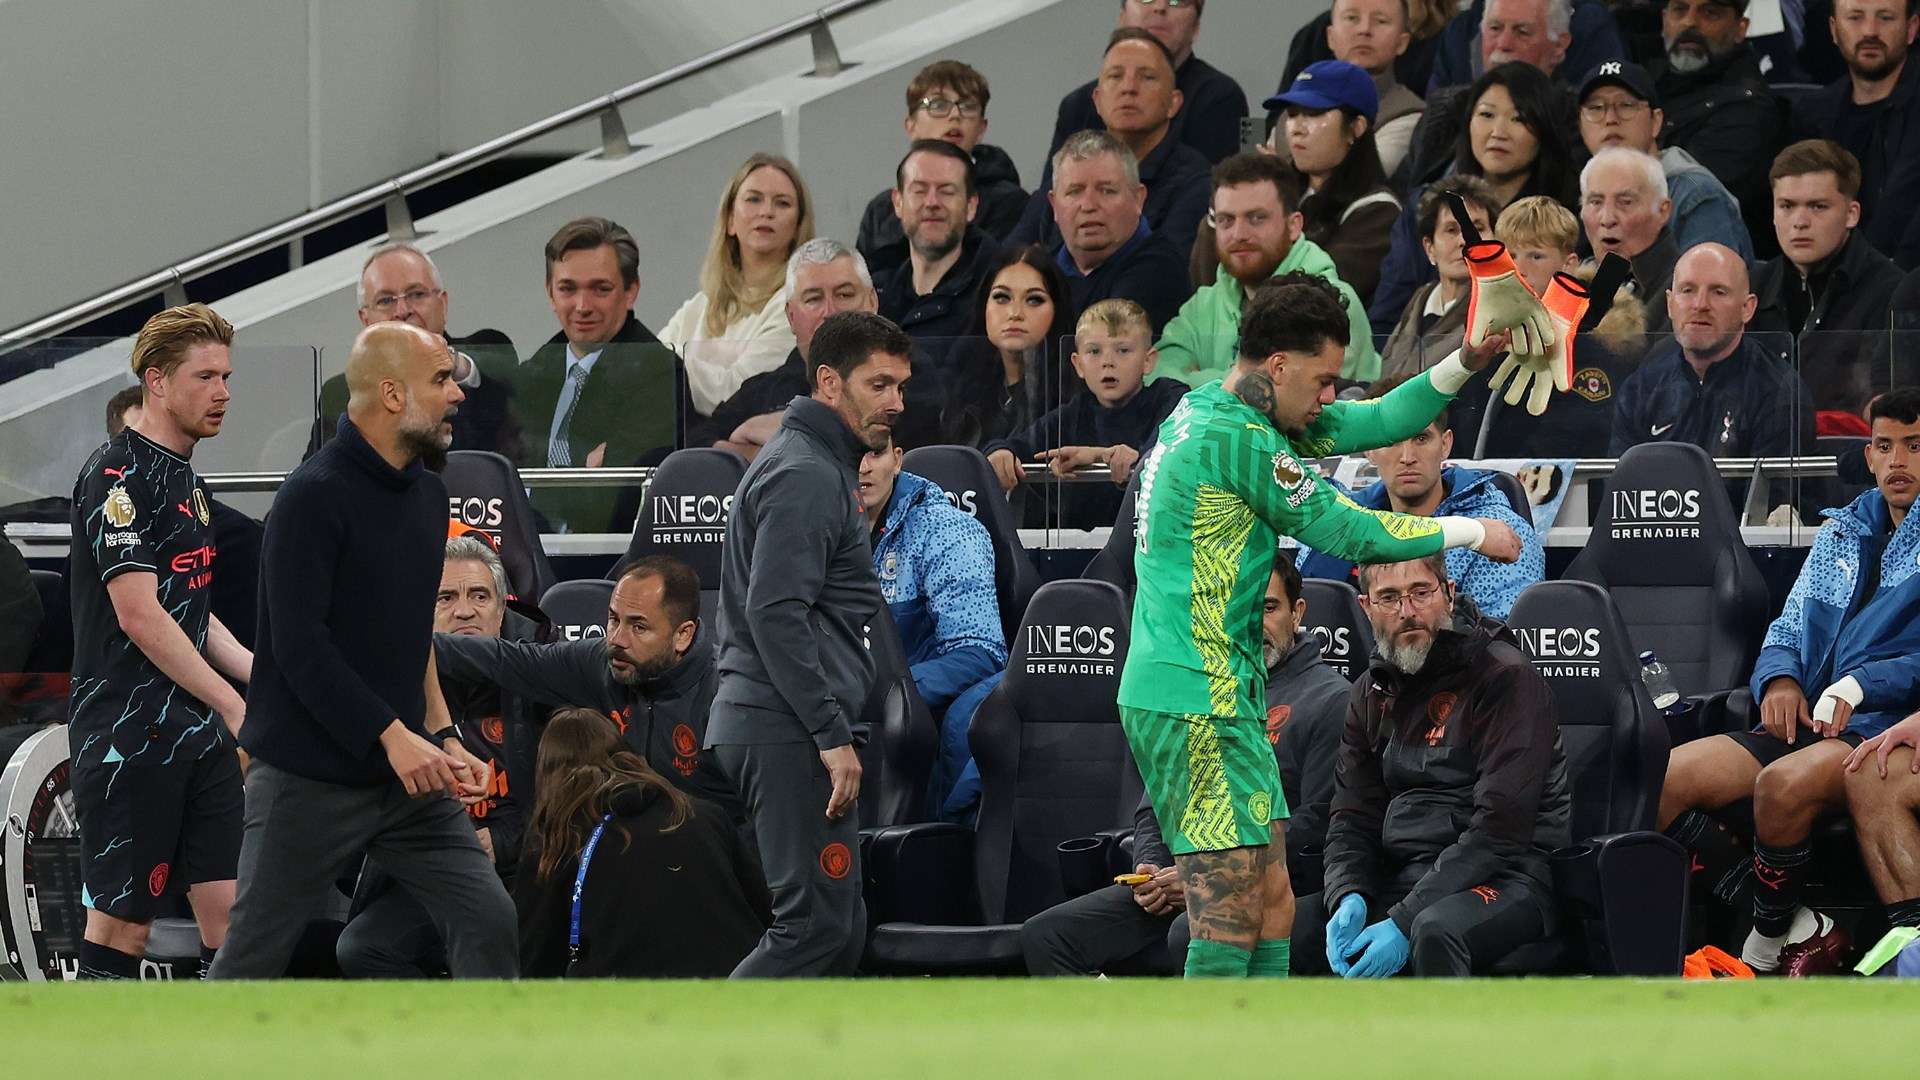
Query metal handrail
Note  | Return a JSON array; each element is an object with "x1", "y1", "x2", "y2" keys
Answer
[{"x1": 0, "y1": 1, "x2": 874, "y2": 352}]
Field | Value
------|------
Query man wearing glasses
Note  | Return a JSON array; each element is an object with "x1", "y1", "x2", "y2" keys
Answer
[
  {"x1": 857, "y1": 61, "x2": 1029, "y2": 280},
  {"x1": 311, "y1": 243, "x2": 519, "y2": 457},
  {"x1": 1047, "y1": 0, "x2": 1248, "y2": 165},
  {"x1": 1576, "y1": 60, "x2": 1752, "y2": 260},
  {"x1": 1293, "y1": 551, "x2": 1570, "y2": 977}
]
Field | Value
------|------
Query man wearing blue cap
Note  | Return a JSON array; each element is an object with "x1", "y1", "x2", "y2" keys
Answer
[{"x1": 1575, "y1": 59, "x2": 1753, "y2": 260}]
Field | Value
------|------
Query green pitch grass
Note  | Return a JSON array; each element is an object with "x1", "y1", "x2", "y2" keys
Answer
[{"x1": 5, "y1": 979, "x2": 1916, "y2": 1078}]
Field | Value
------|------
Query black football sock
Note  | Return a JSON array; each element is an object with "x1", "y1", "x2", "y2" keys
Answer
[
  {"x1": 1751, "y1": 840, "x2": 1813, "y2": 938},
  {"x1": 77, "y1": 940, "x2": 141, "y2": 980},
  {"x1": 1666, "y1": 809, "x2": 1753, "y2": 905}
]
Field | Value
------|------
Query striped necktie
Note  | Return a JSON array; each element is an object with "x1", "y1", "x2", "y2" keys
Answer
[{"x1": 548, "y1": 363, "x2": 589, "y2": 468}]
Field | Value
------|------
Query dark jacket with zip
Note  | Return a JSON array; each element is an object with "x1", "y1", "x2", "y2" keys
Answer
[
  {"x1": 433, "y1": 625, "x2": 740, "y2": 820},
  {"x1": 710, "y1": 396, "x2": 882, "y2": 751},
  {"x1": 1652, "y1": 46, "x2": 1785, "y2": 257},
  {"x1": 1747, "y1": 231, "x2": 1901, "y2": 417},
  {"x1": 1011, "y1": 130, "x2": 1213, "y2": 265},
  {"x1": 514, "y1": 785, "x2": 770, "y2": 978},
  {"x1": 437, "y1": 608, "x2": 550, "y2": 874},
  {"x1": 1609, "y1": 333, "x2": 1816, "y2": 459},
  {"x1": 1322, "y1": 613, "x2": 1572, "y2": 934},
  {"x1": 1047, "y1": 53, "x2": 1249, "y2": 165},
  {"x1": 858, "y1": 143, "x2": 1028, "y2": 280},
  {"x1": 877, "y1": 227, "x2": 1002, "y2": 350},
  {"x1": 1793, "y1": 59, "x2": 1920, "y2": 269}
]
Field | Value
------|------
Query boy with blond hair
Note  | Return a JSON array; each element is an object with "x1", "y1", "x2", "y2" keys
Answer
[
  {"x1": 985, "y1": 299, "x2": 1189, "y2": 526},
  {"x1": 1441, "y1": 197, "x2": 1643, "y2": 459}
]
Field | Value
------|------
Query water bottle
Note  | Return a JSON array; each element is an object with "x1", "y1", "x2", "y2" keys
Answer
[{"x1": 1640, "y1": 651, "x2": 1681, "y2": 713}]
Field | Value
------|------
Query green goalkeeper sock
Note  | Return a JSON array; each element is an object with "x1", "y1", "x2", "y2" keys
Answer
[
  {"x1": 1185, "y1": 939, "x2": 1253, "y2": 979},
  {"x1": 1248, "y1": 939, "x2": 1290, "y2": 977}
]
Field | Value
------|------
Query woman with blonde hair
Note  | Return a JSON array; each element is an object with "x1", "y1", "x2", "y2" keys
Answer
[
  {"x1": 662, "y1": 152, "x2": 815, "y2": 419},
  {"x1": 513, "y1": 708, "x2": 768, "y2": 977}
]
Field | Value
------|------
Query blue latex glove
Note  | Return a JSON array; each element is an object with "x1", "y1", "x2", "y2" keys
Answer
[
  {"x1": 1325, "y1": 893, "x2": 1369, "y2": 976},
  {"x1": 1345, "y1": 918, "x2": 1411, "y2": 979}
]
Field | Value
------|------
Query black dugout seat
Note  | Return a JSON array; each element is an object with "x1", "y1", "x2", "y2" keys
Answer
[
  {"x1": 1081, "y1": 472, "x2": 1140, "y2": 606},
  {"x1": 1500, "y1": 580, "x2": 1687, "y2": 975},
  {"x1": 900, "y1": 445, "x2": 1039, "y2": 641},
  {"x1": 863, "y1": 579, "x2": 1139, "y2": 973},
  {"x1": 25, "y1": 569, "x2": 71, "y2": 675},
  {"x1": 1298, "y1": 579, "x2": 1374, "y2": 681},
  {"x1": 1565, "y1": 441, "x2": 1768, "y2": 697},
  {"x1": 538, "y1": 579, "x2": 612, "y2": 643},
  {"x1": 1488, "y1": 468, "x2": 1532, "y2": 523},
  {"x1": 441, "y1": 451, "x2": 556, "y2": 602},
  {"x1": 617, "y1": 447, "x2": 746, "y2": 631},
  {"x1": 856, "y1": 606, "x2": 937, "y2": 831}
]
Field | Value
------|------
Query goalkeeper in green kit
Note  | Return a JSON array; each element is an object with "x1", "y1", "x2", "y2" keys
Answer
[{"x1": 1119, "y1": 272, "x2": 1528, "y2": 979}]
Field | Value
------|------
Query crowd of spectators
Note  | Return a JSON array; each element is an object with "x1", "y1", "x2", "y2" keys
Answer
[
  {"x1": 23, "y1": 0, "x2": 1920, "y2": 982},
  {"x1": 272, "y1": 0, "x2": 1920, "y2": 538}
]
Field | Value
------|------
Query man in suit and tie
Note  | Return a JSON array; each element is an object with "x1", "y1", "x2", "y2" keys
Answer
[{"x1": 515, "y1": 216, "x2": 685, "y2": 533}]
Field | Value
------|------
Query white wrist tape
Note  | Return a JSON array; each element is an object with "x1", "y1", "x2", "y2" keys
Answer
[
  {"x1": 1428, "y1": 350, "x2": 1474, "y2": 395},
  {"x1": 1438, "y1": 516, "x2": 1487, "y2": 552}
]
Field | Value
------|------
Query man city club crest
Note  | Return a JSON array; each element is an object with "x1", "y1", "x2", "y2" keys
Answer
[
  {"x1": 1248, "y1": 791, "x2": 1272, "y2": 827},
  {"x1": 103, "y1": 484, "x2": 137, "y2": 528},
  {"x1": 191, "y1": 488, "x2": 211, "y2": 526}
]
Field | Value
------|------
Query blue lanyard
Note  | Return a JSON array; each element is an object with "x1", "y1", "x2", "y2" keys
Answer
[{"x1": 568, "y1": 813, "x2": 615, "y2": 963}]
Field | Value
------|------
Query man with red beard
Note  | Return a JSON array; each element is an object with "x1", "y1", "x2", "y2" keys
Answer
[
  {"x1": 1153, "y1": 153, "x2": 1378, "y2": 389},
  {"x1": 1793, "y1": 0, "x2": 1920, "y2": 268}
]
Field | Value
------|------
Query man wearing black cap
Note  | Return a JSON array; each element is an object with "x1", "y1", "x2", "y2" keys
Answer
[
  {"x1": 1576, "y1": 60, "x2": 1753, "y2": 260},
  {"x1": 1649, "y1": 0, "x2": 1784, "y2": 256}
]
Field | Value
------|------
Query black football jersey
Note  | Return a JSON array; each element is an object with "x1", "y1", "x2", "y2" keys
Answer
[{"x1": 68, "y1": 429, "x2": 222, "y2": 758}]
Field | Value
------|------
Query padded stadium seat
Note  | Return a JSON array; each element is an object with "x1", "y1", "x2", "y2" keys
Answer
[
  {"x1": 1488, "y1": 469, "x2": 1531, "y2": 523},
  {"x1": 863, "y1": 579, "x2": 1140, "y2": 973},
  {"x1": 1501, "y1": 580, "x2": 1688, "y2": 975},
  {"x1": 538, "y1": 578, "x2": 612, "y2": 643},
  {"x1": 441, "y1": 451, "x2": 556, "y2": 602},
  {"x1": 1298, "y1": 579, "x2": 1373, "y2": 681},
  {"x1": 25, "y1": 569, "x2": 71, "y2": 674},
  {"x1": 900, "y1": 446, "x2": 1040, "y2": 641},
  {"x1": 616, "y1": 448, "x2": 745, "y2": 631},
  {"x1": 1565, "y1": 442, "x2": 1768, "y2": 696},
  {"x1": 856, "y1": 607, "x2": 936, "y2": 831},
  {"x1": 1081, "y1": 472, "x2": 1140, "y2": 606}
]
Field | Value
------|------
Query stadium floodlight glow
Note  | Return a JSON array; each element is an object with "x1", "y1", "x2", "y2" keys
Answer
[{"x1": 0, "y1": 725, "x2": 83, "y2": 982}]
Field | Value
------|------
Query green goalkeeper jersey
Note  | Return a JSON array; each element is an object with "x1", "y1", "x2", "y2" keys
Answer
[{"x1": 1118, "y1": 376, "x2": 1457, "y2": 722}]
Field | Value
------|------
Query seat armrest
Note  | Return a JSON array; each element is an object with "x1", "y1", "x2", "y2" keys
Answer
[
  {"x1": 864, "y1": 822, "x2": 978, "y2": 927},
  {"x1": 1553, "y1": 831, "x2": 1688, "y2": 975},
  {"x1": 1685, "y1": 687, "x2": 1752, "y2": 743}
]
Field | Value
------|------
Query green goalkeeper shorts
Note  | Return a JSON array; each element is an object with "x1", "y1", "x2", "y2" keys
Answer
[{"x1": 1120, "y1": 706, "x2": 1287, "y2": 856}]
